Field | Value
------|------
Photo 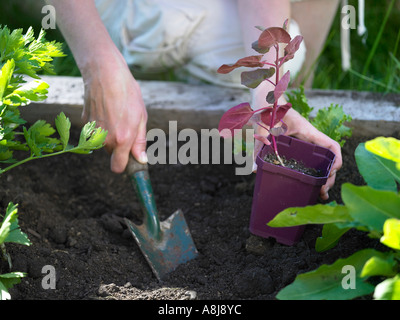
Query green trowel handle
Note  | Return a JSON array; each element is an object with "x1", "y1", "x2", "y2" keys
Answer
[{"x1": 127, "y1": 156, "x2": 161, "y2": 240}]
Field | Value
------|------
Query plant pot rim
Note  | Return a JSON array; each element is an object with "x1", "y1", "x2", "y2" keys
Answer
[{"x1": 255, "y1": 135, "x2": 335, "y2": 186}]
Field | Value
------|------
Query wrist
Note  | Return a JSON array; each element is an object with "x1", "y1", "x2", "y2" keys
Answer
[{"x1": 284, "y1": 108, "x2": 317, "y2": 139}]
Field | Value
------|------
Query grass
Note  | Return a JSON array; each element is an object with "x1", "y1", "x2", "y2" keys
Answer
[
  {"x1": 313, "y1": 0, "x2": 400, "y2": 93},
  {"x1": 1, "y1": 0, "x2": 399, "y2": 93}
]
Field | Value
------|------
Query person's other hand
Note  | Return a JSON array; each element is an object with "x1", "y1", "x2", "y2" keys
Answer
[
  {"x1": 253, "y1": 108, "x2": 342, "y2": 201},
  {"x1": 285, "y1": 108, "x2": 342, "y2": 200},
  {"x1": 81, "y1": 50, "x2": 148, "y2": 173}
]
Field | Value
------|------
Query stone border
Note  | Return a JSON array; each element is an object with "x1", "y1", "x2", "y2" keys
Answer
[{"x1": 24, "y1": 76, "x2": 399, "y2": 135}]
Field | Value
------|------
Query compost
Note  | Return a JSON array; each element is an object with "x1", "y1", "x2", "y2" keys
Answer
[{"x1": 1, "y1": 127, "x2": 398, "y2": 300}]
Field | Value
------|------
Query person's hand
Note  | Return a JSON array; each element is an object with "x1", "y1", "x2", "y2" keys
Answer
[
  {"x1": 283, "y1": 108, "x2": 342, "y2": 200},
  {"x1": 253, "y1": 107, "x2": 342, "y2": 201},
  {"x1": 81, "y1": 50, "x2": 148, "y2": 173}
]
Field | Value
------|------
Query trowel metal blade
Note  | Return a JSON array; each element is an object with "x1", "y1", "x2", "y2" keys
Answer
[{"x1": 124, "y1": 209, "x2": 198, "y2": 281}]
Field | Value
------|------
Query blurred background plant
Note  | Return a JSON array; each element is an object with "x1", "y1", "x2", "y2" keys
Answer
[
  {"x1": 313, "y1": 0, "x2": 400, "y2": 93},
  {"x1": 1, "y1": 0, "x2": 399, "y2": 92}
]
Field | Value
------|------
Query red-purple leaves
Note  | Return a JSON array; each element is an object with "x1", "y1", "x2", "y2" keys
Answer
[
  {"x1": 252, "y1": 41, "x2": 270, "y2": 54},
  {"x1": 241, "y1": 68, "x2": 275, "y2": 88},
  {"x1": 217, "y1": 55, "x2": 264, "y2": 74},
  {"x1": 270, "y1": 121, "x2": 288, "y2": 136},
  {"x1": 260, "y1": 103, "x2": 292, "y2": 127},
  {"x1": 253, "y1": 27, "x2": 291, "y2": 54},
  {"x1": 281, "y1": 35, "x2": 303, "y2": 64},
  {"x1": 217, "y1": 21, "x2": 302, "y2": 148},
  {"x1": 218, "y1": 103, "x2": 254, "y2": 138},
  {"x1": 274, "y1": 71, "x2": 290, "y2": 101},
  {"x1": 266, "y1": 90, "x2": 275, "y2": 104}
]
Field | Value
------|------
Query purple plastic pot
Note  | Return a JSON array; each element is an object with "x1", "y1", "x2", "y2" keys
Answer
[{"x1": 249, "y1": 135, "x2": 336, "y2": 245}]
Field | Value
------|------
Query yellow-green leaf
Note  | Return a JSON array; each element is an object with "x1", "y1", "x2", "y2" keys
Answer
[
  {"x1": 361, "y1": 254, "x2": 397, "y2": 278},
  {"x1": 374, "y1": 275, "x2": 400, "y2": 300},
  {"x1": 0, "y1": 59, "x2": 15, "y2": 101},
  {"x1": 381, "y1": 218, "x2": 400, "y2": 250},
  {"x1": 366, "y1": 137, "x2": 400, "y2": 170}
]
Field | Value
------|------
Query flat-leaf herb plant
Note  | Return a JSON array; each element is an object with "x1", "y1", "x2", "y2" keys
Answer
[
  {"x1": 217, "y1": 20, "x2": 303, "y2": 165},
  {"x1": 268, "y1": 136, "x2": 400, "y2": 300},
  {"x1": 286, "y1": 86, "x2": 352, "y2": 147},
  {"x1": 0, "y1": 26, "x2": 107, "y2": 299},
  {"x1": 0, "y1": 202, "x2": 30, "y2": 300}
]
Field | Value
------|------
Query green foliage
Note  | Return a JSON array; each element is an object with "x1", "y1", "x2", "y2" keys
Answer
[
  {"x1": 0, "y1": 203, "x2": 30, "y2": 300},
  {"x1": 311, "y1": 104, "x2": 352, "y2": 147},
  {"x1": 0, "y1": 272, "x2": 26, "y2": 300},
  {"x1": 0, "y1": 202, "x2": 30, "y2": 246},
  {"x1": 277, "y1": 249, "x2": 381, "y2": 300},
  {"x1": 0, "y1": 25, "x2": 107, "y2": 173},
  {"x1": 355, "y1": 142, "x2": 399, "y2": 191},
  {"x1": 287, "y1": 86, "x2": 352, "y2": 146},
  {"x1": 0, "y1": 25, "x2": 107, "y2": 299},
  {"x1": 0, "y1": 26, "x2": 65, "y2": 78},
  {"x1": 286, "y1": 86, "x2": 313, "y2": 119},
  {"x1": 269, "y1": 136, "x2": 400, "y2": 300}
]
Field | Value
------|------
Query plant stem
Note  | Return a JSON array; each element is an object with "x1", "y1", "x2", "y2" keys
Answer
[
  {"x1": 265, "y1": 78, "x2": 276, "y2": 87},
  {"x1": 269, "y1": 44, "x2": 285, "y2": 167},
  {"x1": 256, "y1": 121, "x2": 269, "y2": 131},
  {"x1": 0, "y1": 147, "x2": 80, "y2": 174},
  {"x1": 1, "y1": 243, "x2": 12, "y2": 269},
  {"x1": 263, "y1": 62, "x2": 276, "y2": 68}
]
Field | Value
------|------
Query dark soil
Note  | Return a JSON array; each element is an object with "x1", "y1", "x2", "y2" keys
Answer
[
  {"x1": 263, "y1": 153, "x2": 323, "y2": 177},
  {"x1": 1, "y1": 128, "x2": 398, "y2": 301}
]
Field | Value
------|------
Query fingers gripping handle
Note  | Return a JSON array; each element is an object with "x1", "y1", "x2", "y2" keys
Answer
[
  {"x1": 127, "y1": 155, "x2": 148, "y2": 175},
  {"x1": 127, "y1": 156, "x2": 161, "y2": 240}
]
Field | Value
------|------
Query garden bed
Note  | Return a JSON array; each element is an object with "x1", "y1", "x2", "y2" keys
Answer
[{"x1": 1, "y1": 127, "x2": 399, "y2": 300}]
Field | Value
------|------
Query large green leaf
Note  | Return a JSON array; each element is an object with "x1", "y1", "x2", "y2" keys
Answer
[
  {"x1": 276, "y1": 249, "x2": 381, "y2": 300},
  {"x1": 355, "y1": 143, "x2": 398, "y2": 191},
  {"x1": 268, "y1": 202, "x2": 351, "y2": 227},
  {"x1": 342, "y1": 183, "x2": 400, "y2": 232}
]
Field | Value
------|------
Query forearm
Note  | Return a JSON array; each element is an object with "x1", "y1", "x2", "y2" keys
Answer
[
  {"x1": 47, "y1": 0, "x2": 124, "y2": 75},
  {"x1": 47, "y1": 1, "x2": 148, "y2": 172}
]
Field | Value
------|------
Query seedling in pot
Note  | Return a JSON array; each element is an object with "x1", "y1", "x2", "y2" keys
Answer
[{"x1": 217, "y1": 20, "x2": 303, "y2": 166}]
